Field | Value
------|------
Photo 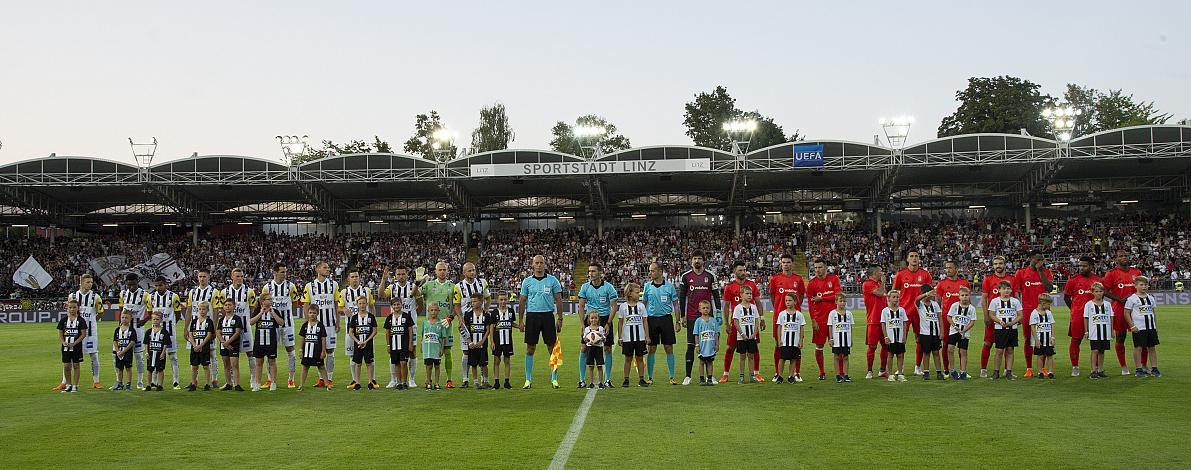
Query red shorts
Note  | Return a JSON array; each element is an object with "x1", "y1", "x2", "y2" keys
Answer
[
  {"x1": 1068, "y1": 315, "x2": 1085, "y2": 339},
  {"x1": 865, "y1": 324, "x2": 883, "y2": 346},
  {"x1": 811, "y1": 316, "x2": 829, "y2": 344},
  {"x1": 1111, "y1": 306, "x2": 1128, "y2": 334}
]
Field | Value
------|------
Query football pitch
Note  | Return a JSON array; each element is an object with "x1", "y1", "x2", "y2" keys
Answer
[{"x1": 2, "y1": 307, "x2": 1188, "y2": 469}]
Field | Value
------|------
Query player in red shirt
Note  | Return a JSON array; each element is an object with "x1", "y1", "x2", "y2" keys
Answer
[
  {"x1": 892, "y1": 250, "x2": 932, "y2": 375},
  {"x1": 806, "y1": 258, "x2": 841, "y2": 381},
  {"x1": 720, "y1": 261, "x2": 761, "y2": 383},
  {"x1": 767, "y1": 253, "x2": 805, "y2": 381},
  {"x1": 935, "y1": 260, "x2": 971, "y2": 374},
  {"x1": 978, "y1": 256, "x2": 1014, "y2": 377},
  {"x1": 1063, "y1": 256, "x2": 1101, "y2": 377},
  {"x1": 1102, "y1": 248, "x2": 1144, "y2": 374},
  {"x1": 861, "y1": 265, "x2": 887, "y2": 378},
  {"x1": 1014, "y1": 252, "x2": 1053, "y2": 378}
]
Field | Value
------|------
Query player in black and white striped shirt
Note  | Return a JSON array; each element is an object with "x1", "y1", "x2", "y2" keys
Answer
[
  {"x1": 826, "y1": 295, "x2": 854, "y2": 383},
  {"x1": 490, "y1": 292, "x2": 516, "y2": 390},
  {"x1": 880, "y1": 290, "x2": 910, "y2": 382},
  {"x1": 380, "y1": 265, "x2": 422, "y2": 388},
  {"x1": 250, "y1": 290, "x2": 287, "y2": 391},
  {"x1": 1123, "y1": 276, "x2": 1161, "y2": 377},
  {"x1": 617, "y1": 283, "x2": 649, "y2": 387},
  {"x1": 187, "y1": 269, "x2": 220, "y2": 387},
  {"x1": 261, "y1": 263, "x2": 300, "y2": 388},
  {"x1": 1028, "y1": 294, "x2": 1057, "y2": 380},
  {"x1": 988, "y1": 280, "x2": 1022, "y2": 380},
  {"x1": 117, "y1": 274, "x2": 148, "y2": 390},
  {"x1": 453, "y1": 263, "x2": 490, "y2": 388},
  {"x1": 303, "y1": 262, "x2": 341, "y2": 387},
  {"x1": 914, "y1": 287, "x2": 945, "y2": 380},
  {"x1": 65, "y1": 274, "x2": 104, "y2": 390},
  {"x1": 384, "y1": 296, "x2": 416, "y2": 390},
  {"x1": 1083, "y1": 282, "x2": 1113, "y2": 379}
]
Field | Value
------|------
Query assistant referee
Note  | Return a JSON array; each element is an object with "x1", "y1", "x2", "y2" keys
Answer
[{"x1": 517, "y1": 255, "x2": 565, "y2": 389}]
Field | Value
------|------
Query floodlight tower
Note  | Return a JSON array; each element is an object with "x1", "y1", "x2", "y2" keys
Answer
[
  {"x1": 129, "y1": 137, "x2": 158, "y2": 166},
  {"x1": 430, "y1": 127, "x2": 458, "y2": 161},
  {"x1": 878, "y1": 116, "x2": 914, "y2": 149},
  {"x1": 1042, "y1": 106, "x2": 1082, "y2": 142},
  {"x1": 722, "y1": 119, "x2": 758, "y2": 156},
  {"x1": 276, "y1": 135, "x2": 310, "y2": 166},
  {"x1": 572, "y1": 125, "x2": 608, "y2": 159}
]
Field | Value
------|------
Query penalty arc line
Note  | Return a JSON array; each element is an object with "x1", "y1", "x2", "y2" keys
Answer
[{"x1": 548, "y1": 388, "x2": 597, "y2": 470}]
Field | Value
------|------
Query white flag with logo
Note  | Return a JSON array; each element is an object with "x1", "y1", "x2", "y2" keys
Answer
[
  {"x1": 147, "y1": 253, "x2": 187, "y2": 284},
  {"x1": 13, "y1": 256, "x2": 53, "y2": 290},
  {"x1": 89, "y1": 255, "x2": 128, "y2": 287}
]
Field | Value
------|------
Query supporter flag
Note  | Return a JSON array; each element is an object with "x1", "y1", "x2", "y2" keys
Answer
[
  {"x1": 121, "y1": 253, "x2": 188, "y2": 289},
  {"x1": 548, "y1": 340, "x2": 563, "y2": 372},
  {"x1": 88, "y1": 255, "x2": 128, "y2": 287},
  {"x1": 13, "y1": 256, "x2": 53, "y2": 290}
]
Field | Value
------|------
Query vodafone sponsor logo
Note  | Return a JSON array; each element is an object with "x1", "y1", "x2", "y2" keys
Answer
[{"x1": 1117, "y1": 283, "x2": 1133, "y2": 289}]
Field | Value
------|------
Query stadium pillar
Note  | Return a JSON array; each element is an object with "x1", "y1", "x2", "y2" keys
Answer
[
  {"x1": 874, "y1": 211, "x2": 882, "y2": 237},
  {"x1": 1024, "y1": 205, "x2": 1032, "y2": 231},
  {"x1": 191, "y1": 225, "x2": 198, "y2": 246},
  {"x1": 734, "y1": 214, "x2": 741, "y2": 237}
]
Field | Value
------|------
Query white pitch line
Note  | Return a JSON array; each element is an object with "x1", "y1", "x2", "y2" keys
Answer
[{"x1": 548, "y1": 388, "x2": 597, "y2": 470}]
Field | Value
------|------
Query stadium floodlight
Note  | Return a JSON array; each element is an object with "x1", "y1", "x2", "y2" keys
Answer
[
  {"x1": 558, "y1": 216, "x2": 574, "y2": 220},
  {"x1": 430, "y1": 127, "x2": 458, "y2": 160},
  {"x1": 128, "y1": 137, "x2": 158, "y2": 167},
  {"x1": 1050, "y1": 202, "x2": 1069, "y2": 206},
  {"x1": 12, "y1": 224, "x2": 29, "y2": 228},
  {"x1": 296, "y1": 221, "x2": 313, "y2": 224},
  {"x1": 904, "y1": 207, "x2": 921, "y2": 211},
  {"x1": 276, "y1": 135, "x2": 310, "y2": 166},
  {"x1": 878, "y1": 116, "x2": 914, "y2": 149},
  {"x1": 826, "y1": 209, "x2": 843, "y2": 213},
  {"x1": 722, "y1": 118, "x2": 757, "y2": 155},
  {"x1": 968, "y1": 205, "x2": 986, "y2": 209},
  {"x1": 499, "y1": 217, "x2": 515, "y2": 222},
  {"x1": 102, "y1": 223, "x2": 119, "y2": 227},
  {"x1": 368, "y1": 219, "x2": 384, "y2": 223},
  {"x1": 236, "y1": 222, "x2": 252, "y2": 225},
  {"x1": 631, "y1": 214, "x2": 647, "y2": 219},
  {"x1": 765, "y1": 211, "x2": 781, "y2": 215},
  {"x1": 572, "y1": 125, "x2": 608, "y2": 159},
  {"x1": 163, "y1": 222, "x2": 177, "y2": 226},
  {"x1": 1120, "y1": 200, "x2": 1139, "y2": 204},
  {"x1": 690, "y1": 212, "x2": 706, "y2": 217},
  {"x1": 1043, "y1": 106, "x2": 1082, "y2": 141}
]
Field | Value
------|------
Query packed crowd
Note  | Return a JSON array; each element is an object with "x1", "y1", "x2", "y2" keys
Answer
[{"x1": 6, "y1": 215, "x2": 1191, "y2": 300}]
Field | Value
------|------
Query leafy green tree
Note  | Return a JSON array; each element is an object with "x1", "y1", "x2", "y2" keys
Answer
[
  {"x1": 290, "y1": 137, "x2": 392, "y2": 165},
  {"x1": 1064, "y1": 85, "x2": 1171, "y2": 135},
  {"x1": 937, "y1": 76, "x2": 1055, "y2": 137},
  {"x1": 683, "y1": 85, "x2": 794, "y2": 151},
  {"x1": 548, "y1": 115, "x2": 631, "y2": 156},
  {"x1": 403, "y1": 111, "x2": 455, "y2": 160},
  {"x1": 470, "y1": 103, "x2": 515, "y2": 153}
]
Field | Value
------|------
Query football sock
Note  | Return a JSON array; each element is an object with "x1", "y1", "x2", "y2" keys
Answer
[
  {"x1": 135, "y1": 354, "x2": 145, "y2": 383},
  {"x1": 462, "y1": 354, "x2": 469, "y2": 380},
  {"x1": 751, "y1": 350, "x2": 760, "y2": 372},
  {"x1": 1069, "y1": 339, "x2": 1080, "y2": 366},
  {"x1": 915, "y1": 343, "x2": 923, "y2": 369},
  {"x1": 646, "y1": 353, "x2": 656, "y2": 380},
  {"x1": 980, "y1": 344, "x2": 991, "y2": 369},
  {"x1": 169, "y1": 352, "x2": 179, "y2": 384},
  {"x1": 815, "y1": 348, "x2": 825, "y2": 375},
  {"x1": 210, "y1": 349, "x2": 220, "y2": 379},
  {"x1": 326, "y1": 354, "x2": 335, "y2": 381},
  {"x1": 89, "y1": 352, "x2": 100, "y2": 383},
  {"x1": 866, "y1": 346, "x2": 875, "y2": 371},
  {"x1": 578, "y1": 351, "x2": 588, "y2": 382},
  {"x1": 443, "y1": 348, "x2": 453, "y2": 380},
  {"x1": 666, "y1": 353, "x2": 675, "y2": 379},
  {"x1": 1023, "y1": 345, "x2": 1033, "y2": 369},
  {"x1": 605, "y1": 351, "x2": 613, "y2": 379},
  {"x1": 524, "y1": 354, "x2": 534, "y2": 381},
  {"x1": 722, "y1": 347, "x2": 735, "y2": 374},
  {"x1": 685, "y1": 344, "x2": 696, "y2": 378},
  {"x1": 1114, "y1": 341, "x2": 1127, "y2": 367},
  {"x1": 774, "y1": 347, "x2": 783, "y2": 375},
  {"x1": 879, "y1": 343, "x2": 888, "y2": 371},
  {"x1": 287, "y1": 350, "x2": 297, "y2": 377}
]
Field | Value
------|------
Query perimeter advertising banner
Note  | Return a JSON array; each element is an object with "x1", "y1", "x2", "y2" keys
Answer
[{"x1": 470, "y1": 158, "x2": 710, "y2": 177}]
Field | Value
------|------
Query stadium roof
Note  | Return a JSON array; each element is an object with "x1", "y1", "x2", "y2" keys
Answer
[{"x1": 1, "y1": 125, "x2": 1189, "y2": 226}]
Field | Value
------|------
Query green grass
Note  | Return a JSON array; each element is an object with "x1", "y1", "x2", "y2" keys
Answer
[{"x1": 2, "y1": 307, "x2": 1188, "y2": 469}]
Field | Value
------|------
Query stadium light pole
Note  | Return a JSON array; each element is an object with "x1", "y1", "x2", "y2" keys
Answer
[
  {"x1": 276, "y1": 135, "x2": 310, "y2": 166},
  {"x1": 722, "y1": 119, "x2": 757, "y2": 156},
  {"x1": 572, "y1": 125, "x2": 607, "y2": 159},
  {"x1": 878, "y1": 116, "x2": 914, "y2": 149},
  {"x1": 430, "y1": 127, "x2": 458, "y2": 162},
  {"x1": 1042, "y1": 106, "x2": 1081, "y2": 143},
  {"x1": 128, "y1": 137, "x2": 158, "y2": 167}
]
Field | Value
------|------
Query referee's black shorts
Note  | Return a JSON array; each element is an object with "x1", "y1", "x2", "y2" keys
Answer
[
  {"x1": 524, "y1": 312, "x2": 557, "y2": 346},
  {"x1": 648, "y1": 316, "x2": 676, "y2": 346}
]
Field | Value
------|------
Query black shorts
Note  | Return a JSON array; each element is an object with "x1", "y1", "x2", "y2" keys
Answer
[
  {"x1": 832, "y1": 346, "x2": 851, "y2": 356},
  {"x1": 147, "y1": 352, "x2": 167, "y2": 371},
  {"x1": 492, "y1": 343, "x2": 514, "y2": 357},
  {"x1": 253, "y1": 342, "x2": 278, "y2": 359},
  {"x1": 622, "y1": 340, "x2": 647, "y2": 357},
  {"x1": 994, "y1": 329, "x2": 1018, "y2": 349},
  {"x1": 352, "y1": 344, "x2": 374, "y2": 364},
  {"x1": 114, "y1": 353, "x2": 133, "y2": 369},
  {"x1": 888, "y1": 341, "x2": 906, "y2": 355},
  {"x1": 524, "y1": 312, "x2": 557, "y2": 346},
  {"x1": 220, "y1": 347, "x2": 239, "y2": 358},
  {"x1": 1133, "y1": 329, "x2": 1160, "y2": 348},
  {"x1": 301, "y1": 356, "x2": 323, "y2": 367},
  {"x1": 919, "y1": 334, "x2": 942, "y2": 353},
  {"x1": 1090, "y1": 339, "x2": 1110, "y2": 351},
  {"x1": 389, "y1": 349, "x2": 410, "y2": 364},
  {"x1": 423, "y1": 358, "x2": 441, "y2": 366},
  {"x1": 946, "y1": 334, "x2": 969, "y2": 350},
  {"x1": 585, "y1": 347, "x2": 605, "y2": 366},
  {"x1": 778, "y1": 346, "x2": 802, "y2": 361},
  {"x1": 190, "y1": 348, "x2": 212, "y2": 366},
  {"x1": 699, "y1": 356, "x2": 715, "y2": 365},
  {"x1": 61, "y1": 348, "x2": 83, "y2": 364},
  {"x1": 648, "y1": 316, "x2": 676, "y2": 346},
  {"x1": 735, "y1": 339, "x2": 758, "y2": 355},
  {"x1": 1033, "y1": 346, "x2": 1056, "y2": 357},
  {"x1": 467, "y1": 347, "x2": 489, "y2": 367}
]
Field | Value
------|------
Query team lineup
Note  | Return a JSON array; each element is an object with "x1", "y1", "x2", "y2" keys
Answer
[{"x1": 52, "y1": 248, "x2": 1164, "y2": 393}]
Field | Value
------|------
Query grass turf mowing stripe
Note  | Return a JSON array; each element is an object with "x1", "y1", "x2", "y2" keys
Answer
[{"x1": 549, "y1": 387, "x2": 597, "y2": 470}]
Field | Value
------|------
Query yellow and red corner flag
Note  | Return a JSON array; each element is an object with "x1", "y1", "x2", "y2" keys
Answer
[{"x1": 549, "y1": 341, "x2": 563, "y2": 372}]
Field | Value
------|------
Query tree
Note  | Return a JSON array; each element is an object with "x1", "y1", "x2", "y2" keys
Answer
[
  {"x1": 683, "y1": 85, "x2": 794, "y2": 151},
  {"x1": 548, "y1": 114, "x2": 631, "y2": 156},
  {"x1": 1064, "y1": 84, "x2": 1171, "y2": 134},
  {"x1": 470, "y1": 103, "x2": 515, "y2": 154},
  {"x1": 289, "y1": 137, "x2": 393, "y2": 165},
  {"x1": 937, "y1": 76, "x2": 1055, "y2": 138},
  {"x1": 403, "y1": 111, "x2": 455, "y2": 161}
]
